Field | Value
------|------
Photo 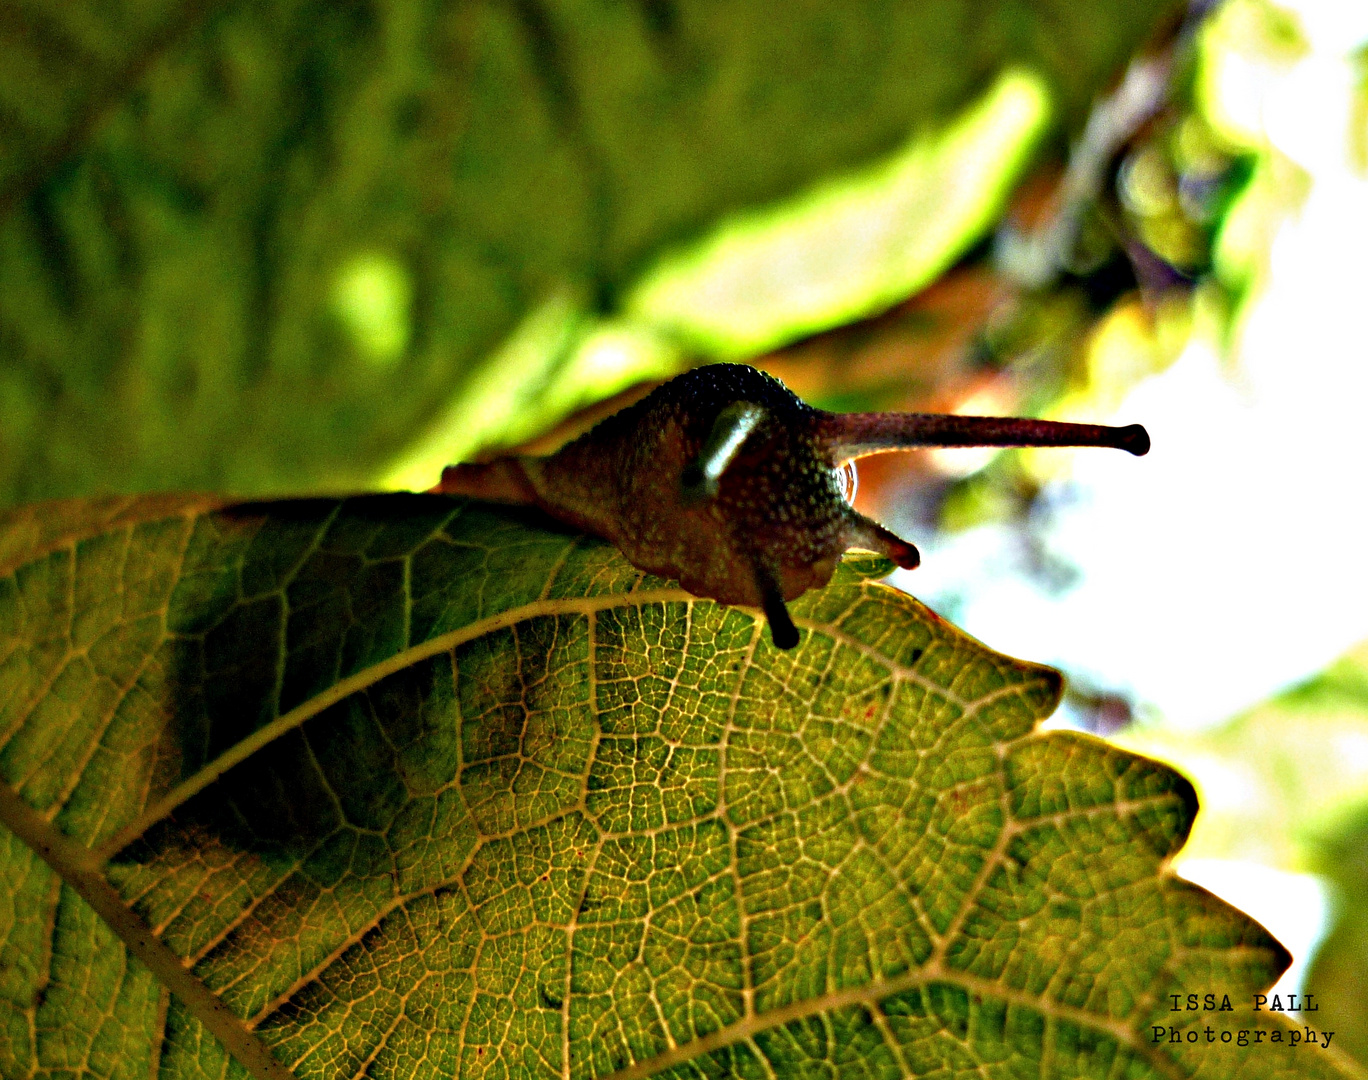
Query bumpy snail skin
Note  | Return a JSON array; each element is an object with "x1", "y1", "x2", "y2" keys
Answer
[{"x1": 437, "y1": 364, "x2": 1147, "y2": 649}]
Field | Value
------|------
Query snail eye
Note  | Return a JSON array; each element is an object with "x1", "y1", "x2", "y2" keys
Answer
[{"x1": 838, "y1": 461, "x2": 858, "y2": 506}]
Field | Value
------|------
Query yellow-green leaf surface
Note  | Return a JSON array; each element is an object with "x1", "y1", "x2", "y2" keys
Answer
[{"x1": 0, "y1": 497, "x2": 1358, "y2": 1080}]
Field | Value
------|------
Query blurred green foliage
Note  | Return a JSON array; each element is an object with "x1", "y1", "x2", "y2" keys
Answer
[
  {"x1": 1306, "y1": 805, "x2": 1368, "y2": 1067},
  {"x1": 623, "y1": 69, "x2": 1050, "y2": 359},
  {"x1": 1117, "y1": 646, "x2": 1368, "y2": 873},
  {"x1": 0, "y1": 0, "x2": 1177, "y2": 506}
]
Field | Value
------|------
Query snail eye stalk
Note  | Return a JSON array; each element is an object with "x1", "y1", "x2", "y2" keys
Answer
[{"x1": 818, "y1": 411, "x2": 1150, "y2": 460}]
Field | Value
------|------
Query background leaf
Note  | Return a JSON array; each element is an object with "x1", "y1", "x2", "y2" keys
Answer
[
  {"x1": 1307, "y1": 805, "x2": 1368, "y2": 1068},
  {"x1": 0, "y1": 496, "x2": 1358, "y2": 1079},
  {"x1": 0, "y1": 0, "x2": 1177, "y2": 506}
]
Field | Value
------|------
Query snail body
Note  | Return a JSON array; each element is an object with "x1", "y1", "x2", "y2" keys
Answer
[{"x1": 438, "y1": 364, "x2": 1148, "y2": 648}]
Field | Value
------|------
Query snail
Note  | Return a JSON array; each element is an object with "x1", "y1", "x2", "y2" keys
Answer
[{"x1": 436, "y1": 363, "x2": 1148, "y2": 649}]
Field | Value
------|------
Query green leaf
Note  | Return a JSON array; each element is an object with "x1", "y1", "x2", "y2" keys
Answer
[
  {"x1": 1, "y1": 496, "x2": 1358, "y2": 1079},
  {"x1": 0, "y1": 0, "x2": 1179, "y2": 506}
]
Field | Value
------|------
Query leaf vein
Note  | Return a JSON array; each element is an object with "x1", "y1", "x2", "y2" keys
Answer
[{"x1": 93, "y1": 588, "x2": 696, "y2": 862}]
